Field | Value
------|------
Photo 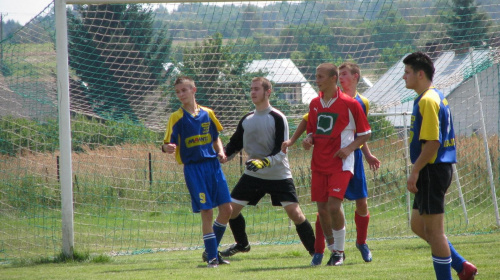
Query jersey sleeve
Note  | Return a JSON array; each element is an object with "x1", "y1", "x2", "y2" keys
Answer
[
  {"x1": 302, "y1": 113, "x2": 309, "y2": 122},
  {"x1": 265, "y1": 110, "x2": 289, "y2": 166},
  {"x1": 204, "y1": 106, "x2": 223, "y2": 132},
  {"x1": 419, "y1": 93, "x2": 441, "y2": 141},
  {"x1": 358, "y1": 94, "x2": 370, "y2": 116},
  {"x1": 352, "y1": 100, "x2": 371, "y2": 136},
  {"x1": 306, "y1": 99, "x2": 318, "y2": 134},
  {"x1": 225, "y1": 113, "x2": 249, "y2": 159},
  {"x1": 163, "y1": 109, "x2": 183, "y2": 145}
]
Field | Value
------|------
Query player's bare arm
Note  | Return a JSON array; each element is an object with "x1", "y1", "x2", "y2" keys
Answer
[
  {"x1": 361, "y1": 143, "x2": 380, "y2": 171},
  {"x1": 406, "y1": 140, "x2": 440, "y2": 193},
  {"x1": 282, "y1": 119, "x2": 307, "y2": 153},
  {"x1": 213, "y1": 138, "x2": 228, "y2": 163}
]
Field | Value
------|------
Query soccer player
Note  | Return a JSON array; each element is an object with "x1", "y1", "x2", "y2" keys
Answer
[
  {"x1": 162, "y1": 76, "x2": 232, "y2": 268},
  {"x1": 402, "y1": 52, "x2": 477, "y2": 280},
  {"x1": 302, "y1": 63, "x2": 371, "y2": 266},
  {"x1": 282, "y1": 62, "x2": 380, "y2": 265},
  {"x1": 219, "y1": 77, "x2": 316, "y2": 258}
]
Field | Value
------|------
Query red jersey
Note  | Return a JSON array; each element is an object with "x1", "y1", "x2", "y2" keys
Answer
[{"x1": 306, "y1": 88, "x2": 371, "y2": 174}]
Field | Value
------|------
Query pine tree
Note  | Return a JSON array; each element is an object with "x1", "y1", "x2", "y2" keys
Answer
[
  {"x1": 68, "y1": 4, "x2": 172, "y2": 122},
  {"x1": 445, "y1": 0, "x2": 491, "y2": 48}
]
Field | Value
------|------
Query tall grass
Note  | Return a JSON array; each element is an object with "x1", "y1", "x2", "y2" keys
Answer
[{"x1": 1, "y1": 122, "x2": 499, "y2": 261}]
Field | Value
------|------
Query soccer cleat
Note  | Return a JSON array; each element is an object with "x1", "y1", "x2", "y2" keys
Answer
[
  {"x1": 457, "y1": 261, "x2": 478, "y2": 280},
  {"x1": 202, "y1": 251, "x2": 230, "y2": 265},
  {"x1": 207, "y1": 258, "x2": 218, "y2": 268},
  {"x1": 356, "y1": 243, "x2": 372, "y2": 262},
  {"x1": 326, "y1": 251, "x2": 344, "y2": 266},
  {"x1": 310, "y1": 253, "x2": 323, "y2": 266},
  {"x1": 220, "y1": 243, "x2": 251, "y2": 257}
]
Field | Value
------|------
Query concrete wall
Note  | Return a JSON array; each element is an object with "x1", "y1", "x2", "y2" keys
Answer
[{"x1": 447, "y1": 64, "x2": 499, "y2": 136}]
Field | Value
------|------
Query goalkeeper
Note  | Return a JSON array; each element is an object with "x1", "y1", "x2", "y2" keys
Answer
[{"x1": 219, "y1": 77, "x2": 316, "y2": 258}]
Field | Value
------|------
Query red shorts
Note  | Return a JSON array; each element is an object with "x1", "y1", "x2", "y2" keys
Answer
[{"x1": 311, "y1": 170, "x2": 353, "y2": 202}]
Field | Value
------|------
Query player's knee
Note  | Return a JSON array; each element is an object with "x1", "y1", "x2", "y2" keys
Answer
[
  {"x1": 218, "y1": 203, "x2": 232, "y2": 219},
  {"x1": 327, "y1": 203, "x2": 342, "y2": 213},
  {"x1": 355, "y1": 207, "x2": 368, "y2": 216},
  {"x1": 317, "y1": 207, "x2": 328, "y2": 217},
  {"x1": 284, "y1": 204, "x2": 305, "y2": 223}
]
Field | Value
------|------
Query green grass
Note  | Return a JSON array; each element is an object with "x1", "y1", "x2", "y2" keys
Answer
[{"x1": 1, "y1": 232, "x2": 498, "y2": 280}]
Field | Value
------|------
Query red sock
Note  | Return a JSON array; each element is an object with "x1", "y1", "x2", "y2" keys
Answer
[
  {"x1": 355, "y1": 211, "x2": 370, "y2": 245},
  {"x1": 314, "y1": 213, "x2": 326, "y2": 254}
]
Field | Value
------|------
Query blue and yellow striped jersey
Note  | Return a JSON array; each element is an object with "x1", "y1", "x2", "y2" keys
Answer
[
  {"x1": 409, "y1": 87, "x2": 457, "y2": 164},
  {"x1": 163, "y1": 106, "x2": 223, "y2": 165}
]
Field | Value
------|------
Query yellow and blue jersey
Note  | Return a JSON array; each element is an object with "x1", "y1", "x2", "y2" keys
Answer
[
  {"x1": 354, "y1": 92, "x2": 369, "y2": 116},
  {"x1": 409, "y1": 87, "x2": 456, "y2": 164},
  {"x1": 163, "y1": 105, "x2": 223, "y2": 165}
]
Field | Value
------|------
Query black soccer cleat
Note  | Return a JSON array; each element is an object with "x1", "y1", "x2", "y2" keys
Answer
[
  {"x1": 202, "y1": 251, "x2": 230, "y2": 264},
  {"x1": 326, "y1": 251, "x2": 345, "y2": 266},
  {"x1": 207, "y1": 258, "x2": 218, "y2": 268},
  {"x1": 220, "y1": 243, "x2": 251, "y2": 257}
]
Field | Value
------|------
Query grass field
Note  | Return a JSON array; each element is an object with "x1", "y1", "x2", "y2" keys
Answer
[{"x1": 1, "y1": 232, "x2": 498, "y2": 280}]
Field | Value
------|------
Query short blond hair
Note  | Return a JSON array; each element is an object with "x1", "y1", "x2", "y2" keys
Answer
[
  {"x1": 174, "y1": 76, "x2": 196, "y2": 88},
  {"x1": 317, "y1": 63, "x2": 338, "y2": 80}
]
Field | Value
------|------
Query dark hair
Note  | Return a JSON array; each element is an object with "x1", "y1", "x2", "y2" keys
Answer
[
  {"x1": 252, "y1": 77, "x2": 272, "y2": 92},
  {"x1": 402, "y1": 52, "x2": 435, "y2": 81}
]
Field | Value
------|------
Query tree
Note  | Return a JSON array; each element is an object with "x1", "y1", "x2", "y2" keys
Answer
[
  {"x1": 67, "y1": 4, "x2": 172, "y2": 122},
  {"x1": 168, "y1": 32, "x2": 260, "y2": 128},
  {"x1": 1, "y1": 19, "x2": 22, "y2": 41},
  {"x1": 367, "y1": 104, "x2": 395, "y2": 140},
  {"x1": 365, "y1": 4, "x2": 413, "y2": 51},
  {"x1": 378, "y1": 43, "x2": 414, "y2": 74},
  {"x1": 291, "y1": 43, "x2": 336, "y2": 81},
  {"x1": 444, "y1": 0, "x2": 491, "y2": 48},
  {"x1": 240, "y1": 4, "x2": 261, "y2": 37}
]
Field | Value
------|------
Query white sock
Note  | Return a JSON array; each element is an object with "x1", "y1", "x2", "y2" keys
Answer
[
  {"x1": 327, "y1": 243, "x2": 335, "y2": 253},
  {"x1": 332, "y1": 227, "x2": 346, "y2": 252}
]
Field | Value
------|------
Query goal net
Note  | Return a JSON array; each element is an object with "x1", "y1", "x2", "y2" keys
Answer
[{"x1": 1, "y1": 0, "x2": 499, "y2": 261}]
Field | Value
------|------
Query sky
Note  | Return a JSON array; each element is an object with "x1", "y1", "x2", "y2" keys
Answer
[
  {"x1": 0, "y1": 0, "x2": 53, "y2": 25},
  {"x1": 0, "y1": 1, "x2": 277, "y2": 26}
]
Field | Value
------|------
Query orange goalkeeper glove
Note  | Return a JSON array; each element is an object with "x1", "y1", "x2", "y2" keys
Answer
[{"x1": 245, "y1": 158, "x2": 271, "y2": 172}]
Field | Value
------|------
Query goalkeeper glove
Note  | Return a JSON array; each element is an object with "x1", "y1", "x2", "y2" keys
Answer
[{"x1": 245, "y1": 158, "x2": 271, "y2": 172}]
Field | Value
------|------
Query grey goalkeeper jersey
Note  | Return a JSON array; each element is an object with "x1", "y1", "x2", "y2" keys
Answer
[{"x1": 225, "y1": 105, "x2": 292, "y2": 180}]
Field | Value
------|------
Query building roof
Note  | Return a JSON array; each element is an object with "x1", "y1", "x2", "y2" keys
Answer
[
  {"x1": 363, "y1": 50, "x2": 493, "y2": 127},
  {"x1": 246, "y1": 59, "x2": 317, "y2": 103}
]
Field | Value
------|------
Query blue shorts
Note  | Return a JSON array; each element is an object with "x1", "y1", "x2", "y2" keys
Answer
[
  {"x1": 183, "y1": 158, "x2": 231, "y2": 213},
  {"x1": 344, "y1": 148, "x2": 368, "y2": 201}
]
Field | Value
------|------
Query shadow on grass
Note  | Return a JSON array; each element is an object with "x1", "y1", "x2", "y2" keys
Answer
[{"x1": 8, "y1": 250, "x2": 111, "y2": 267}]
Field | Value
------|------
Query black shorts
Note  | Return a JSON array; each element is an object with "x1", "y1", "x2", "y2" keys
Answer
[
  {"x1": 230, "y1": 174, "x2": 299, "y2": 206},
  {"x1": 412, "y1": 163, "x2": 453, "y2": 215}
]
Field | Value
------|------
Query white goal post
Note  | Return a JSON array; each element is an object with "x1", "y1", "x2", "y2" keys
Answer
[
  {"x1": 55, "y1": 0, "x2": 303, "y2": 260},
  {"x1": 48, "y1": 0, "x2": 500, "y2": 260}
]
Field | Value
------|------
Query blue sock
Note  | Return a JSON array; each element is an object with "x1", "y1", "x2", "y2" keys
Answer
[
  {"x1": 432, "y1": 255, "x2": 452, "y2": 280},
  {"x1": 203, "y1": 233, "x2": 217, "y2": 261},
  {"x1": 213, "y1": 221, "x2": 227, "y2": 246},
  {"x1": 448, "y1": 240, "x2": 466, "y2": 273}
]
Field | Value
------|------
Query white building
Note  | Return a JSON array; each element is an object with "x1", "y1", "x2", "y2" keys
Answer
[
  {"x1": 363, "y1": 50, "x2": 498, "y2": 135},
  {"x1": 246, "y1": 59, "x2": 318, "y2": 104}
]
